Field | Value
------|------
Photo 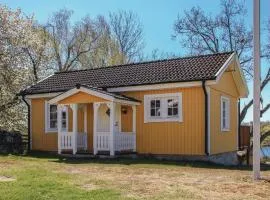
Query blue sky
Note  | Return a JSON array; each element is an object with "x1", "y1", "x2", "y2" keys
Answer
[{"x1": 1, "y1": 0, "x2": 270, "y2": 122}]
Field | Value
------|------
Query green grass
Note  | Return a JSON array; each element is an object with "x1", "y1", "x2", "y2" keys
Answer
[
  {"x1": 0, "y1": 153, "x2": 270, "y2": 200},
  {"x1": 0, "y1": 155, "x2": 121, "y2": 200}
]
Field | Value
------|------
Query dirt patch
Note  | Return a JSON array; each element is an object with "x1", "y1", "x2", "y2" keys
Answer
[
  {"x1": 81, "y1": 183, "x2": 100, "y2": 191},
  {"x1": 0, "y1": 176, "x2": 16, "y2": 182},
  {"x1": 61, "y1": 164, "x2": 270, "y2": 200}
]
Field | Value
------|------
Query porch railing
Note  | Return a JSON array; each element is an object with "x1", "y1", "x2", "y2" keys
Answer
[
  {"x1": 77, "y1": 132, "x2": 87, "y2": 150},
  {"x1": 115, "y1": 132, "x2": 136, "y2": 151},
  {"x1": 95, "y1": 131, "x2": 136, "y2": 152},
  {"x1": 96, "y1": 131, "x2": 110, "y2": 151},
  {"x1": 60, "y1": 132, "x2": 87, "y2": 150}
]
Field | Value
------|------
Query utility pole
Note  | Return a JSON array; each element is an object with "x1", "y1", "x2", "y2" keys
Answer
[{"x1": 253, "y1": 0, "x2": 261, "y2": 180}]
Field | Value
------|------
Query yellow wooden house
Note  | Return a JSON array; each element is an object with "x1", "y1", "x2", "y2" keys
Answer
[{"x1": 20, "y1": 52, "x2": 248, "y2": 164}]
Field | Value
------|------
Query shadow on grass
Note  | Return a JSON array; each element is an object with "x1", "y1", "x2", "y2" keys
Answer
[{"x1": 22, "y1": 151, "x2": 270, "y2": 171}]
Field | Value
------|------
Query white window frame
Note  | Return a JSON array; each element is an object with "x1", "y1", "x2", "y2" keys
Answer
[
  {"x1": 220, "y1": 96, "x2": 230, "y2": 132},
  {"x1": 144, "y1": 93, "x2": 183, "y2": 123},
  {"x1": 45, "y1": 101, "x2": 68, "y2": 133}
]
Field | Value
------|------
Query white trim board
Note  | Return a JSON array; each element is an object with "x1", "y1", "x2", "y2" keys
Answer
[
  {"x1": 107, "y1": 81, "x2": 216, "y2": 92},
  {"x1": 206, "y1": 86, "x2": 211, "y2": 155},
  {"x1": 48, "y1": 87, "x2": 140, "y2": 106},
  {"x1": 25, "y1": 92, "x2": 62, "y2": 99}
]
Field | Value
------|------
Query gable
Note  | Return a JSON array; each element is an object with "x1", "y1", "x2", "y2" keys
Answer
[
  {"x1": 211, "y1": 62, "x2": 240, "y2": 98},
  {"x1": 59, "y1": 91, "x2": 108, "y2": 104}
]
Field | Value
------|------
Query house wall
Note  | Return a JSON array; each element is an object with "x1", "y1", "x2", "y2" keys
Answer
[
  {"x1": 30, "y1": 69, "x2": 240, "y2": 155},
  {"x1": 123, "y1": 87, "x2": 205, "y2": 155},
  {"x1": 121, "y1": 106, "x2": 133, "y2": 132},
  {"x1": 209, "y1": 68, "x2": 239, "y2": 154},
  {"x1": 31, "y1": 98, "x2": 94, "y2": 152}
]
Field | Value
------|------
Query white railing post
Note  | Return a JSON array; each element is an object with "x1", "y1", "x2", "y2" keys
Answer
[
  {"x1": 132, "y1": 105, "x2": 136, "y2": 152},
  {"x1": 72, "y1": 104, "x2": 78, "y2": 155},
  {"x1": 57, "y1": 104, "x2": 63, "y2": 154},
  {"x1": 109, "y1": 102, "x2": 116, "y2": 156},
  {"x1": 93, "y1": 103, "x2": 100, "y2": 155}
]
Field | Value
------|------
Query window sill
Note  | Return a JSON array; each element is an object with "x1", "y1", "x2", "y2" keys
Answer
[
  {"x1": 144, "y1": 118, "x2": 183, "y2": 123},
  {"x1": 45, "y1": 129, "x2": 57, "y2": 134},
  {"x1": 221, "y1": 128, "x2": 230, "y2": 132}
]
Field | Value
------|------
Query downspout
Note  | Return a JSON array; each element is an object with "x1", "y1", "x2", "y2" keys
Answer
[
  {"x1": 22, "y1": 95, "x2": 31, "y2": 152},
  {"x1": 202, "y1": 80, "x2": 209, "y2": 155}
]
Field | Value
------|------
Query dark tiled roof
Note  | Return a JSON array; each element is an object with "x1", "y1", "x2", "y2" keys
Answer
[{"x1": 21, "y1": 52, "x2": 234, "y2": 95}]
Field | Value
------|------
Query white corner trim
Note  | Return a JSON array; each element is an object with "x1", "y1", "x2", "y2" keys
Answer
[
  {"x1": 206, "y1": 86, "x2": 211, "y2": 155},
  {"x1": 29, "y1": 100, "x2": 32, "y2": 150},
  {"x1": 235, "y1": 55, "x2": 249, "y2": 97},
  {"x1": 26, "y1": 92, "x2": 62, "y2": 99},
  {"x1": 220, "y1": 96, "x2": 230, "y2": 132},
  {"x1": 236, "y1": 99, "x2": 239, "y2": 150},
  {"x1": 215, "y1": 52, "x2": 235, "y2": 82},
  {"x1": 144, "y1": 92, "x2": 183, "y2": 123},
  {"x1": 107, "y1": 81, "x2": 216, "y2": 92}
]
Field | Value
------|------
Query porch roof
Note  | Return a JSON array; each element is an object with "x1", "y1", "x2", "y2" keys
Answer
[{"x1": 48, "y1": 84, "x2": 140, "y2": 105}]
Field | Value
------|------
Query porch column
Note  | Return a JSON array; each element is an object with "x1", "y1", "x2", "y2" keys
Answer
[
  {"x1": 57, "y1": 104, "x2": 63, "y2": 154},
  {"x1": 108, "y1": 102, "x2": 116, "y2": 156},
  {"x1": 132, "y1": 105, "x2": 136, "y2": 152},
  {"x1": 71, "y1": 103, "x2": 78, "y2": 155},
  {"x1": 93, "y1": 103, "x2": 100, "y2": 155}
]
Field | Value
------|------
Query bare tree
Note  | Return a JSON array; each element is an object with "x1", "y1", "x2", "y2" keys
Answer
[
  {"x1": 22, "y1": 25, "x2": 54, "y2": 83},
  {"x1": 109, "y1": 10, "x2": 144, "y2": 63},
  {"x1": 173, "y1": 0, "x2": 270, "y2": 124},
  {"x1": 46, "y1": 9, "x2": 104, "y2": 71}
]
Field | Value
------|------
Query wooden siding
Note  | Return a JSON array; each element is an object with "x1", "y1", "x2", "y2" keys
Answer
[
  {"x1": 121, "y1": 106, "x2": 133, "y2": 132},
  {"x1": 31, "y1": 98, "x2": 94, "y2": 152},
  {"x1": 209, "y1": 70, "x2": 239, "y2": 154},
  {"x1": 31, "y1": 98, "x2": 57, "y2": 151},
  {"x1": 123, "y1": 87, "x2": 205, "y2": 155},
  {"x1": 59, "y1": 91, "x2": 107, "y2": 104}
]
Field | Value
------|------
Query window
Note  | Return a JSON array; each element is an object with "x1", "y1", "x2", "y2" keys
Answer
[
  {"x1": 49, "y1": 105, "x2": 57, "y2": 129},
  {"x1": 61, "y1": 106, "x2": 68, "y2": 130},
  {"x1": 221, "y1": 96, "x2": 230, "y2": 131},
  {"x1": 167, "y1": 98, "x2": 178, "y2": 117},
  {"x1": 144, "y1": 93, "x2": 182, "y2": 123},
  {"x1": 150, "y1": 99, "x2": 161, "y2": 117},
  {"x1": 45, "y1": 101, "x2": 68, "y2": 133}
]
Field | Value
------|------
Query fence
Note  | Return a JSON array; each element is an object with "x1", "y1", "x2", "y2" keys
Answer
[{"x1": 0, "y1": 130, "x2": 27, "y2": 154}]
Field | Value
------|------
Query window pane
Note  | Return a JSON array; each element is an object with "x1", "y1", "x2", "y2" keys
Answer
[
  {"x1": 168, "y1": 99, "x2": 173, "y2": 106},
  {"x1": 156, "y1": 100, "x2": 160, "y2": 107},
  {"x1": 151, "y1": 100, "x2": 155, "y2": 108},
  {"x1": 49, "y1": 105, "x2": 57, "y2": 129},
  {"x1": 50, "y1": 120, "x2": 57, "y2": 129},
  {"x1": 50, "y1": 112, "x2": 57, "y2": 120},
  {"x1": 173, "y1": 107, "x2": 178, "y2": 116},
  {"x1": 151, "y1": 108, "x2": 156, "y2": 116},
  {"x1": 168, "y1": 107, "x2": 172, "y2": 116},
  {"x1": 156, "y1": 108, "x2": 161, "y2": 116},
  {"x1": 50, "y1": 105, "x2": 57, "y2": 112},
  {"x1": 62, "y1": 112, "x2": 66, "y2": 119},
  {"x1": 62, "y1": 120, "x2": 67, "y2": 129}
]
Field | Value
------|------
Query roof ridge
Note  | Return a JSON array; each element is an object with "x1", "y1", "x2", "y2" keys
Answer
[{"x1": 55, "y1": 51, "x2": 234, "y2": 74}]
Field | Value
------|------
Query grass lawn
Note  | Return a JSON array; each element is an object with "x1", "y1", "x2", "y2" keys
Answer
[{"x1": 0, "y1": 153, "x2": 270, "y2": 200}]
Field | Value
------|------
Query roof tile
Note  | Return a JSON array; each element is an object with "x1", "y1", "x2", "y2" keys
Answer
[{"x1": 22, "y1": 52, "x2": 233, "y2": 95}]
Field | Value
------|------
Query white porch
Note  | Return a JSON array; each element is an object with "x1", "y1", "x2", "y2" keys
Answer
[{"x1": 50, "y1": 85, "x2": 139, "y2": 156}]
